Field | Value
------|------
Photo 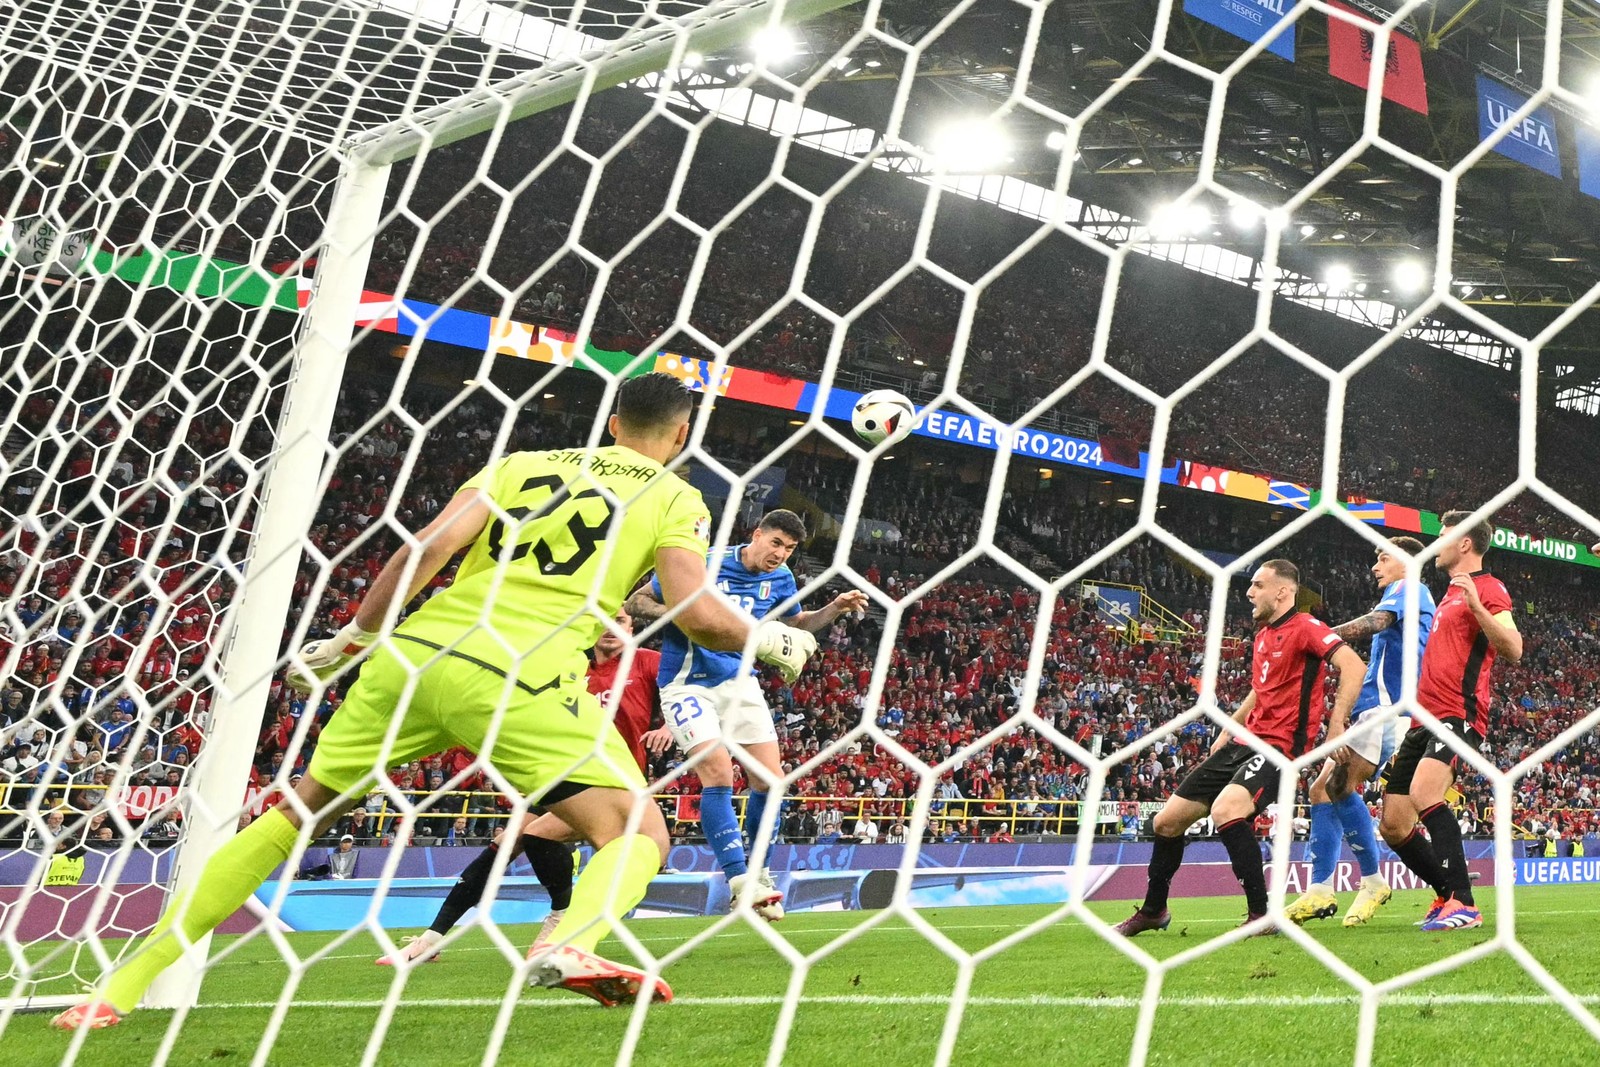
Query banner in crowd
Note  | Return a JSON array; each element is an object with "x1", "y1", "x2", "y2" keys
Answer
[
  {"x1": 1182, "y1": 0, "x2": 1295, "y2": 61},
  {"x1": 1579, "y1": 125, "x2": 1600, "y2": 201},
  {"x1": 1326, "y1": 2, "x2": 1428, "y2": 114},
  {"x1": 1477, "y1": 75, "x2": 1562, "y2": 179},
  {"x1": 5, "y1": 215, "x2": 94, "y2": 276},
  {"x1": 114, "y1": 784, "x2": 274, "y2": 820}
]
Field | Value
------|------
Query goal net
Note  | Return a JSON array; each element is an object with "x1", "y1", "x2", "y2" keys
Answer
[{"x1": 3, "y1": 0, "x2": 1598, "y2": 1062}]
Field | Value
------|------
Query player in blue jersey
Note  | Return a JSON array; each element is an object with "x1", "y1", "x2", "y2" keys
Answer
[
  {"x1": 1285, "y1": 536, "x2": 1435, "y2": 927},
  {"x1": 627, "y1": 509, "x2": 867, "y2": 920}
]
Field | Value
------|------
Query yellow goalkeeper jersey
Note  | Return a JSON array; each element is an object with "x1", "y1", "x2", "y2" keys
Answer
[{"x1": 393, "y1": 444, "x2": 710, "y2": 686}]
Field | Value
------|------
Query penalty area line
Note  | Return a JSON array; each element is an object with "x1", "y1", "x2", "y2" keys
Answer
[{"x1": 195, "y1": 992, "x2": 1600, "y2": 1011}]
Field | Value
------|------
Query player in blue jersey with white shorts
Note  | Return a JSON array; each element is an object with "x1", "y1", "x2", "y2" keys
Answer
[
  {"x1": 627, "y1": 509, "x2": 867, "y2": 920},
  {"x1": 1285, "y1": 536, "x2": 1436, "y2": 927}
]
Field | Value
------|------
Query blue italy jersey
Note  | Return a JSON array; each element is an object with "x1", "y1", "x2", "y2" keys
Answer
[
  {"x1": 651, "y1": 545, "x2": 801, "y2": 687},
  {"x1": 1355, "y1": 578, "x2": 1436, "y2": 718}
]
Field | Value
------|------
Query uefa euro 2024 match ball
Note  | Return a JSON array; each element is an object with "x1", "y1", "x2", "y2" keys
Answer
[{"x1": 850, "y1": 389, "x2": 916, "y2": 447}]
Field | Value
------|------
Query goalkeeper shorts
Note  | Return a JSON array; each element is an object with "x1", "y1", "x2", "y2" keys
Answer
[{"x1": 308, "y1": 638, "x2": 647, "y2": 801}]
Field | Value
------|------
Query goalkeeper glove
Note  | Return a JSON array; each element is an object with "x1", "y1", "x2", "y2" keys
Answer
[
  {"x1": 753, "y1": 621, "x2": 817, "y2": 685},
  {"x1": 287, "y1": 620, "x2": 378, "y2": 694}
]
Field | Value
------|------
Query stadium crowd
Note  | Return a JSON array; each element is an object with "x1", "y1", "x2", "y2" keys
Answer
[
  {"x1": 5, "y1": 345, "x2": 1600, "y2": 853},
  {"x1": 361, "y1": 94, "x2": 1595, "y2": 533}
]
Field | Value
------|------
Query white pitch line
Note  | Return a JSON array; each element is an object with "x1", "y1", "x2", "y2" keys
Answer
[
  {"x1": 219, "y1": 909, "x2": 1600, "y2": 967},
  {"x1": 194, "y1": 992, "x2": 1600, "y2": 1011}
]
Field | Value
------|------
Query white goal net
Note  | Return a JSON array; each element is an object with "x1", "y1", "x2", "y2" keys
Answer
[{"x1": 4, "y1": 0, "x2": 1600, "y2": 1063}]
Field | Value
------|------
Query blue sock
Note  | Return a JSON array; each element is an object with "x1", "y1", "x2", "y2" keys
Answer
[
  {"x1": 701, "y1": 786, "x2": 748, "y2": 880},
  {"x1": 1335, "y1": 791, "x2": 1381, "y2": 878},
  {"x1": 1308, "y1": 801, "x2": 1340, "y2": 888},
  {"x1": 743, "y1": 789, "x2": 770, "y2": 848}
]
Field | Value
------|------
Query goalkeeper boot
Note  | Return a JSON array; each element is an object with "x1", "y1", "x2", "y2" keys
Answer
[
  {"x1": 730, "y1": 869, "x2": 784, "y2": 922},
  {"x1": 526, "y1": 910, "x2": 565, "y2": 959},
  {"x1": 1414, "y1": 895, "x2": 1448, "y2": 926},
  {"x1": 1284, "y1": 887, "x2": 1339, "y2": 926},
  {"x1": 376, "y1": 931, "x2": 442, "y2": 965},
  {"x1": 1112, "y1": 907, "x2": 1171, "y2": 937},
  {"x1": 1342, "y1": 875, "x2": 1393, "y2": 927},
  {"x1": 528, "y1": 945, "x2": 672, "y2": 1007},
  {"x1": 49, "y1": 1001, "x2": 121, "y2": 1031}
]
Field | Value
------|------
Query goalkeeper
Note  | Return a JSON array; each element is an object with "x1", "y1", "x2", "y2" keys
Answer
[{"x1": 53, "y1": 372, "x2": 817, "y2": 1028}]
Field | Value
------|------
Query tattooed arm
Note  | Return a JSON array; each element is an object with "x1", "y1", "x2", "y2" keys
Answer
[{"x1": 1331, "y1": 609, "x2": 1395, "y2": 642}]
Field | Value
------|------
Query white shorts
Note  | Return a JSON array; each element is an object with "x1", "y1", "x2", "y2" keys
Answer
[
  {"x1": 661, "y1": 675, "x2": 776, "y2": 751},
  {"x1": 1342, "y1": 712, "x2": 1401, "y2": 768}
]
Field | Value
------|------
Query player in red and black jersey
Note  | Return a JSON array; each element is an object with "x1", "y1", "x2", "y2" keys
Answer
[
  {"x1": 1116, "y1": 560, "x2": 1364, "y2": 936},
  {"x1": 1381, "y1": 511, "x2": 1521, "y2": 932},
  {"x1": 377, "y1": 610, "x2": 668, "y2": 964}
]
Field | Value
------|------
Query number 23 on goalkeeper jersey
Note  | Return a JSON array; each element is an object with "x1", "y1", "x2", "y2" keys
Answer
[{"x1": 394, "y1": 445, "x2": 711, "y2": 688}]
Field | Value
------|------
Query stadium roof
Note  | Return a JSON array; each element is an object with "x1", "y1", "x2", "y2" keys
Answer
[{"x1": 6, "y1": 0, "x2": 1600, "y2": 400}]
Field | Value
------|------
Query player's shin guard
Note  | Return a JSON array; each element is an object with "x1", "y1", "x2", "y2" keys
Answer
[
  {"x1": 1419, "y1": 803, "x2": 1473, "y2": 905},
  {"x1": 700, "y1": 786, "x2": 749, "y2": 880},
  {"x1": 1391, "y1": 825, "x2": 1451, "y2": 900},
  {"x1": 546, "y1": 834, "x2": 660, "y2": 955},
  {"x1": 1216, "y1": 819, "x2": 1269, "y2": 916},
  {"x1": 1335, "y1": 792, "x2": 1381, "y2": 878},
  {"x1": 101, "y1": 807, "x2": 299, "y2": 1013},
  {"x1": 431, "y1": 844, "x2": 499, "y2": 935},
  {"x1": 523, "y1": 833, "x2": 577, "y2": 912},
  {"x1": 1307, "y1": 801, "x2": 1341, "y2": 889},
  {"x1": 1141, "y1": 833, "x2": 1187, "y2": 916}
]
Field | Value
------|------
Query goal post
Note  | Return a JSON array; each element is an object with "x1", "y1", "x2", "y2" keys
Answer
[{"x1": 141, "y1": 159, "x2": 394, "y2": 1011}]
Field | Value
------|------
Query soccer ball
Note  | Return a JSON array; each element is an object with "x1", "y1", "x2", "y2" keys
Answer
[{"x1": 850, "y1": 389, "x2": 916, "y2": 447}]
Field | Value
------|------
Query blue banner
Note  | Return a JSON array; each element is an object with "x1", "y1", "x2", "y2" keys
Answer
[
  {"x1": 1513, "y1": 856, "x2": 1600, "y2": 885},
  {"x1": 1579, "y1": 126, "x2": 1600, "y2": 200},
  {"x1": 1477, "y1": 75, "x2": 1562, "y2": 179},
  {"x1": 1089, "y1": 584, "x2": 1141, "y2": 628},
  {"x1": 742, "y1": 465, "x2": 786, "y2": 506},
  {"x1": 1182, "y1": 0, "x2": 1295, "y2": 61}
]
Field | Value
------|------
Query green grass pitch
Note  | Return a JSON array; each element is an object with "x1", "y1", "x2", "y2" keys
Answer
[{"x1": 12, "y1": 884, "x2": 1600, "y2": 1066}]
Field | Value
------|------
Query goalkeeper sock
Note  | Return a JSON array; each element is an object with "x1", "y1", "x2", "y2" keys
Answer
[
  {"x1": 1307, "y1": 801, "x2": 1340, "y2": 891},
  {"x1": 522, "y1": 833, "x2": 577, "y2": 912},
  {"x1": 546, "y1": 833, "x2": 660, "y2": 955},
  {"x1": 700, "y1": 786, "x2": 748, "y2": 880},
  {"x1": 1216, "y1": 818, "x2": 1269, "y2": 916},
  {"x1": 1141, "y1": 833, "x2": 1187, "y2": 916},
  {"x1": 430, "y1": 843, "x2": 498, "y2": 935},
  {"x1": 1335, "y1": 791, "x2": 1382, "y2": 878},
  {"x1": 1419, "y1": 802, "x2": 1473, "y2": 905},
  {"x1": 101, "y1": 807, "x2": 299, "y2": 1013}
]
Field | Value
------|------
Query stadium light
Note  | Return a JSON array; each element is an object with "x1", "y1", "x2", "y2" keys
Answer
[
  {"x1": 1394, "y1": 259, "x2": 1427, "y2": 293},
  {"x1": 1149, "y1": 201, "x2": 1210, "y2": 239},
  {"x1": 1229, "y1": 201, "x2": 1261, "y2": 229},
  {"x1": 684, "y1": 51, "x2": 704, "y2": 68},
  {"x1": 1045, "y1": 130, "x2": 1069, "y2": 151},
  {"x1": 928, "y1": 118, "x2": 1013, "y2": 171},
  {"x1": 751, "y1": 26, "x2": 798, "y2": 65},
  {"x1": 1299, "y1": 224, "x2": 1316, "y2": 237},
  {"x1": 1125, "y1": 156, "x2": 1144, "y2": 167},
  {"x1": 1324, "y1": 263, "x2": 1353, "y2": 294}
]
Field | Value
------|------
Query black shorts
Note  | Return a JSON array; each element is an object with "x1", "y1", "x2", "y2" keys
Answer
[
  {"x1": 1174, "y1": 744, "x2": 1280, "y2": 814},
  {"x1": 1383, "y1": 718, "x2": 1483, "y2": 797}
]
